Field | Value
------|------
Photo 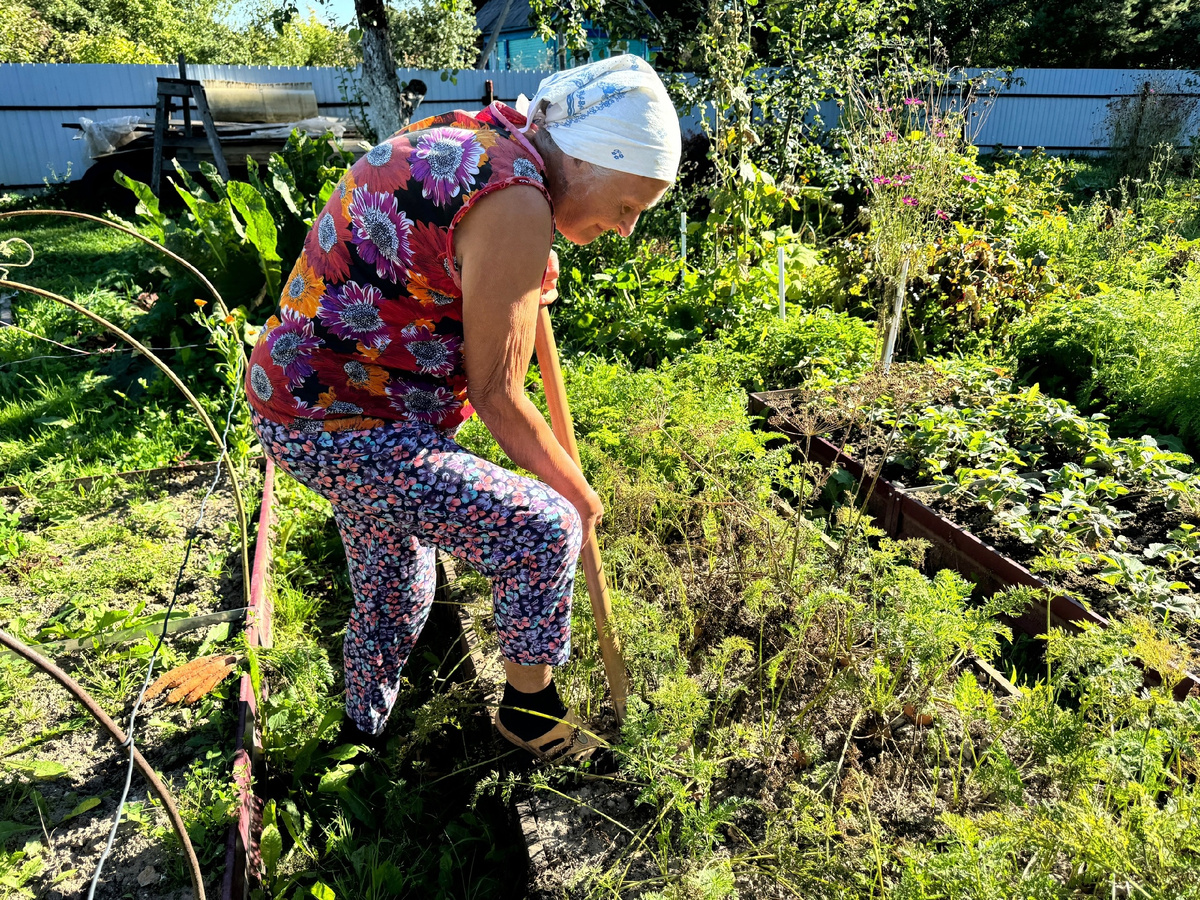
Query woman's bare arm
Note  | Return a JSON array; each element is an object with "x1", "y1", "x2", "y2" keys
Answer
[{"x1": 455, "y1": 185, "x2": 602, "y2": 532}]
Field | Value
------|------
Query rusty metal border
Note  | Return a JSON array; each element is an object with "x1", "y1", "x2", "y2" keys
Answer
[
  {"x1": 221, "y1": 458, "x2": 275, "y2": 900},
  {"x1": 749, "y1": 389, "x2": 1200, "y2": 700}
]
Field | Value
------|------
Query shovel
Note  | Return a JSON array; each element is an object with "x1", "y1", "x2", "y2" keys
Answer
[{"x1": 534, "y1": 306, "x2": 629, "y2": 724}]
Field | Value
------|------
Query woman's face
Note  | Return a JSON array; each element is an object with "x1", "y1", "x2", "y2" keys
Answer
[{"x1": 552, "y1": 162, "x2": 671, "y2": 245}]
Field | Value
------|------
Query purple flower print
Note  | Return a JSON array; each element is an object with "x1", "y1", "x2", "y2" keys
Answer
[
  {"x1": 318, "y1": 281, "x2": 391, "y2": 351},
  {"x1": 399, "y1": 324, "x2": 461, "y2": 377},
  {"x1": 410, "y1": 128, "x2": 484, "y2": 206},
  {"x1": 348, "y1": 189, "x2": 414, "y2": 282},
  {"x1": 266, "y1": 309, "x2": 321, "y2": 386},
  {"x1": 388, "y1": 382, "x2": 459, "y2": 423}
]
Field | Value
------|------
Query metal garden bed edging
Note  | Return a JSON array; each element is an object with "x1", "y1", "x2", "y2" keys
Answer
[
  {"x1": 748, "y1": 389, "x2": 1200, "y2": 701},
  {"x1": 222, "y1": 458, "x2": 276, "y2": 900}
]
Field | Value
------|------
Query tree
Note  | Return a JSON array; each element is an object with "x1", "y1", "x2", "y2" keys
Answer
[
  {"x1": 354, "y1": 0, "x2": 407, "y2": 140},
  {"x1": 0, "y1": 3, "x2": 64, "y2": 63},
  {"x1": 18, "y1": 0, "x2": 248, "y2": 63},
  {"x1": 387, "y1": 0, "x2": 479, "y2": 71},
  {"x1": 911, "y1": 0, "x2": 1200, "y2": 68}
]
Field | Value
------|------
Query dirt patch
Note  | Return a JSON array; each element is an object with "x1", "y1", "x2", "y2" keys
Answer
[{"x1": 0, "y1": 466, "x2": 259, "y2": 898}]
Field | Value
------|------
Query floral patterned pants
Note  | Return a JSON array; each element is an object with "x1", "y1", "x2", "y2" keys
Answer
[{"x1": 253, "y1": 414, "x2": 583, "y2": 735}]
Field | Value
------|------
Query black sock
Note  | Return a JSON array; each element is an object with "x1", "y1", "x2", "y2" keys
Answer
[{"x1": 499, "y1": 680, "x2": 569, "y2": 742}]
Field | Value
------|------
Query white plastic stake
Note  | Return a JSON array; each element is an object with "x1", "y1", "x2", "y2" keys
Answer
[
  {"x1": 777, "y1": 245, "x2": 786, "y2": 320},
  {"x1": 882, "y1": 257, "x2": 909, "y2": 372},
  {"x1": 680, "y1": 212, "x2": 687, "y2": 267}
]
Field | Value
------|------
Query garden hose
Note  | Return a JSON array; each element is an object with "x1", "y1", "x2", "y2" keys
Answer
[{"x1": 0, "y1": 628, "x2": 206, "y2": 900}]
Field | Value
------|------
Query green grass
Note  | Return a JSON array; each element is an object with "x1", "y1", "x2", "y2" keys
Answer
[
  {"x1": 0, "y1": 216, "x2": 150, "y2": 299},
  {"x1": 0, "y1": 219, "x2": 239, "y2": 483},
  {"x1": 0, "y1": 471, "x2": 250, "y2": 896}
]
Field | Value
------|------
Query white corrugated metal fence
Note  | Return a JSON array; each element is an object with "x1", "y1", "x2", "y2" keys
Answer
[
  {"x1": 0, "y1": 64, "x2": 548, "y2": 188},
  {"x1": 1, "y1": 64, "x2": 1199, "y2": 188}
]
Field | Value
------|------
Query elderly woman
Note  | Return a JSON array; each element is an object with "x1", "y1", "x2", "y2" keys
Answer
[{"x1": 245, "y1": 57, "x2": 680, "y2": 760}]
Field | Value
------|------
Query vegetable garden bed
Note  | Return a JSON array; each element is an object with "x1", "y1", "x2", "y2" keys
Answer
[
  {"x1": 0, "y1": 462, "x2": 261, "y2": 899},
  {"x1": 749, "y1": 362, "x2": 1200, "y2": 697}
]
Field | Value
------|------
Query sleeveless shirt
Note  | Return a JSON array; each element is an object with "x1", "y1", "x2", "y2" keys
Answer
[{"x1": 245, "y1": 103, "x2": 551, "y2": 433}]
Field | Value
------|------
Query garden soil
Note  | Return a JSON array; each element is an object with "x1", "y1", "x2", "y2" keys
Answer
[
  {"x1": 458, "y1": 544, "x2": 1060, "y2": 898},
  {"x1": 925, "y1": 490, "x2": 1200, "y2": 651},
  {"x1": 0, "y1": 465, "x2": 260, "y2": 899}
]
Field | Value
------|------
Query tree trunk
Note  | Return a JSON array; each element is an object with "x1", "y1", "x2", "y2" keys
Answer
[
  {"x1": 354, "y1": 0, "x2": 405, "y2": 141},
  {"x1": 477, "y1": 0, "x2": 515, "y2": 70}
]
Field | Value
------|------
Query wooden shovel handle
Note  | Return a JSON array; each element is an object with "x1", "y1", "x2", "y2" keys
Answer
[{"x1": 534, "y1": 306, "x2": 629, "y2": 723}]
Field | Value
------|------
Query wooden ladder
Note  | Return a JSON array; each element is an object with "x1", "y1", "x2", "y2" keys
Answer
[{"x1": 150, "y1": 57, "x2": 230, "y2": 196}]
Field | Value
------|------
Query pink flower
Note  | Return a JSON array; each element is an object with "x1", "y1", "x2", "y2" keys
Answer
[
  {"x1": 883, "y1": 131, "x2": 898, "y2": 143},
  {"x1": 872, "y1": 176, "x2": 892, "y2": 185},
  {"x1": 409, "y1": 127, "x2": 484, "y2": 206},
  {"x1": 317, "y1": 281, "x2": 390, "y2": 350},
  {"x1": 348, "y1": 189, "x2": 414, "y2": 282},
  {"x1": 962, "y1": 174, "x2": 979, "y2": 183},
  {"x1": 903, "y1": 97, "x2": 924, "y2": 106},
  {"x1": 935, "y1": 209, "x2": 949, "y2": 220},
  {"x1": 902, "y1": 196, "x2": 918, "y2": 206}
]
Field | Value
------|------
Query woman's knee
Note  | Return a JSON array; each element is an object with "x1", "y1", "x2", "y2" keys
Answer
[{"x1": 532, "y1": 489, "x2": 583, "y2": 569}]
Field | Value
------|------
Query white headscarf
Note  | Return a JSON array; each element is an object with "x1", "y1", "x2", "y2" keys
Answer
[{"x1": 518, "y1": 56, "x2": 681, "y2": 183}]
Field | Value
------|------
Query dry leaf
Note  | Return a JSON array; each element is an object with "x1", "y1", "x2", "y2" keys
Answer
[{"x1": 147, "y1": 654, "x2": 238, "y2": 705}]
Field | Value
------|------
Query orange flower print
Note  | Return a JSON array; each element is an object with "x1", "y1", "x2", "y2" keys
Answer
[
  {"x1": 338, "y1": 168, "x2": 357, "y2": 220},
  {"x1": 316, "y1": 386, "x2": 368, "y2": 417},
  {"x1": 280, "y1": 252, "x2": 325, "y2": 317},
  {"x1": 356, "y1": 343, "x2": 383, "y2": 361},
  {"x1": 342, "y1": 359, "x2": 390, "y2": 395},
  {"x1": 406, "y1": 270, "x2": 459, "y2": 312},
  {"x1": 259, "y1": 315, "x2": 281, "y2": 343},
  {"x1": 323, "y1": 415, "x2": 385, "y2": 432}
]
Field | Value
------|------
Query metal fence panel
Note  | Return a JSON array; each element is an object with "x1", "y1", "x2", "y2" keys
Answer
[{"x1": 3, "y1": 64, "x2": 1200, "y2": 187}]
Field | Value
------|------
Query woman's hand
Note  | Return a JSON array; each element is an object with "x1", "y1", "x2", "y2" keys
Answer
[
  {"x1": 539, "y1": 249, "x2": 560, "y2": 306},
  {"x1": 575, "y1": 486, "x2": 604, "y2": 540}
]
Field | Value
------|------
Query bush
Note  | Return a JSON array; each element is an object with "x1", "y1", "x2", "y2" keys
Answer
[
  {"x1": 1010, "y1": 281, "x2": 1200, "y2": 446},
  {"x1": 115, "y1": 130, "x2": 352, "y2": 340}
]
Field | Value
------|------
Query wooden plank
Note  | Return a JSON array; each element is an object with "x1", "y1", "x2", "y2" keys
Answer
[
  {"x1": 150, "y1": 91, "x2": 168, "y2": 195},
  {"x1": 194, "y1": 84, "x2": 231, "y2": 182},
  {"x1": 749, "y1": 389, "x2": 1200, "y2": 700}
]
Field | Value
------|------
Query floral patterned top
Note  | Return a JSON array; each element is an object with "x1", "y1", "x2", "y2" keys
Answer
[{"x1": 245, "y1": 103, "x2": 552, "y2": 433}]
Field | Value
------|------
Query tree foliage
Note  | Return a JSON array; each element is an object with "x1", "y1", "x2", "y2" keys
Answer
[
  {"x1": 0, "y1": 0, "x2": 358, "y2": 65},
  {"x1": 387, "y1": 0, "x2": 480, "y2": 71},
  {"x1": 913, "y1": 0, "x2": 1200, "y2": 68}
]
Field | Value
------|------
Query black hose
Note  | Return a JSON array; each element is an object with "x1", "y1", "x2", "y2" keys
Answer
[{"x1": 0, "y1": 629, "x2": 206, "y2": 900}]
